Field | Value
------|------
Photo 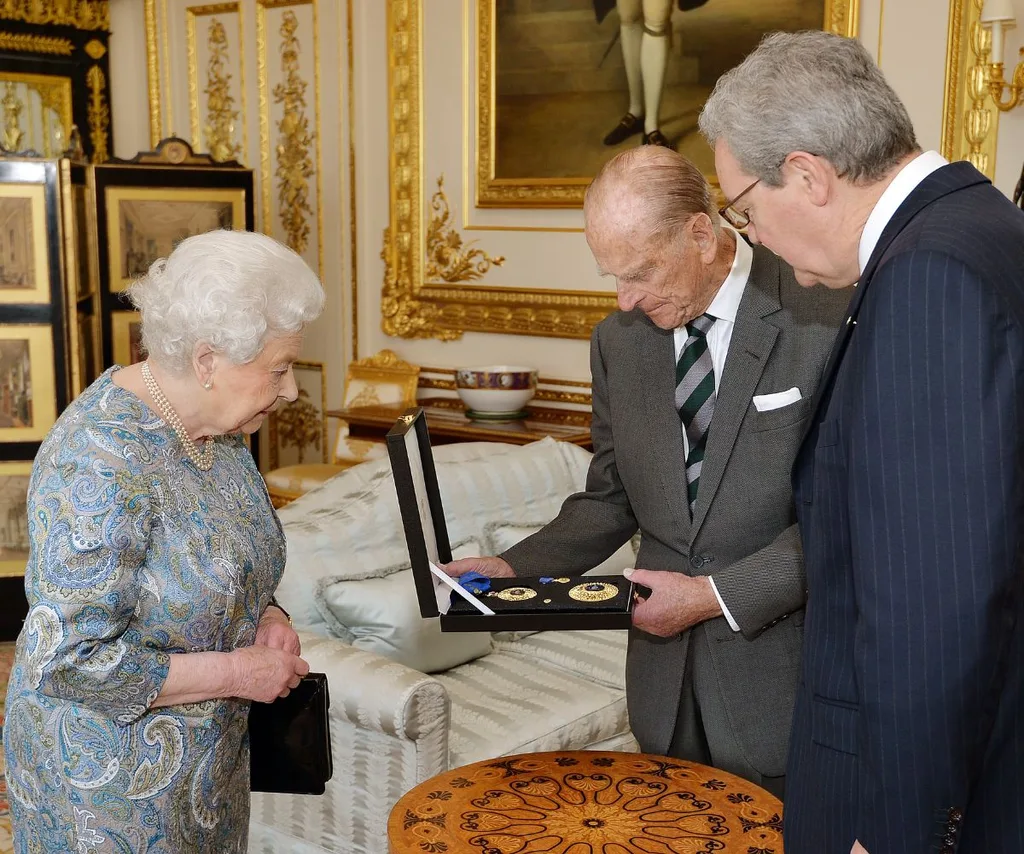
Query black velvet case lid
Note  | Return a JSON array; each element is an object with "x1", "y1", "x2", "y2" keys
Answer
[{"x1": 386, "y1": 407, "x2": 635, "y2": 632}]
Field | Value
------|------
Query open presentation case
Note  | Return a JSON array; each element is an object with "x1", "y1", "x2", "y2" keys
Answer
[{"x1": 386, "y1": 407, "x2": 636, "y2": 632}]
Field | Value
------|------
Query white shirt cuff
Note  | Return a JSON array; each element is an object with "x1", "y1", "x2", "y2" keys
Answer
[{"x1": 709, "y1": 576, "x2": 741, "y2": 632}]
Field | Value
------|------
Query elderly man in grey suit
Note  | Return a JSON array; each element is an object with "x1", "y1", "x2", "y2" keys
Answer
[{"x1": 447, "y1": 146, "x2": 850, "y2": 797}]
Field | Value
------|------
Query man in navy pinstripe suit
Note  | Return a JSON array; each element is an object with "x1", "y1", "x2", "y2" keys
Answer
[{"x1": 700, "y1": 31, "x2": 1024, "y2": 854}]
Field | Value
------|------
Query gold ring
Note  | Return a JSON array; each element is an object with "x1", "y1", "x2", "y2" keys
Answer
[
  {"x1": 493, "y1": 586, "x2": 537, "y2": 602},
  {"x1": 568, "y1": 582, "x2": 619, "y2": 602}
]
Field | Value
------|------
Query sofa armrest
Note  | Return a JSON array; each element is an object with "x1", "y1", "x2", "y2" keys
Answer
[{"x1": 298, "y1": 631, "x2": 451, "y2": 743}]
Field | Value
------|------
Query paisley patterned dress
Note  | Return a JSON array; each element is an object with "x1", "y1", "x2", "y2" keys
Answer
[{"x1": 3, "y1": 368, "x2": 285, "y2": 853}]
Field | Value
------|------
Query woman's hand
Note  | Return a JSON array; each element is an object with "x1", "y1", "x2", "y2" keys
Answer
[
  {"x1": 255, "y1": 604, "x2": 301, "y2": 655},
  {"x1": 230, "y1": 645, "x2": 310, "y2": 703}
]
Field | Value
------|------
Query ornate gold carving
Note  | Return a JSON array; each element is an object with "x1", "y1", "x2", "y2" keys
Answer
[
  {"x1": 1, "y1": 82, "x2": 24, "y2": 152},
  {"x1": 272, "y1": 10, "x2": 314, "y2": 254},
  {"x1": 203, "y1": 18, "x2": 241, "y2": 162},
  {"x1": 475, "y1": 0, "x2": 859, "y2": 209},
  {"x1": 0, "y1": 0, "x2": 109, "y2": 29},
  {"x1": 356, "y1": 348, "x2": 417, "y2": 371},
  {"x1": 426, "y1": 175, "x2": 504, "y2": 283},
  {"x1": 941, "y1": 0, "x2": 999, "y2": 178},
  {"x1": 86, "y1": 65, "x2": 109, "y2": 163},
  {"x1": 385, "y1": 0, "x2": 856, "y2": 340},
  {"x1": 988, "y1": 55, "x2": 1024, "y2": 111},
  {"x1": 0, "y1": 32, "x2": 74, "y2": 56},
  {"x1": 145, "y1": 0, "x2": 161, "y2": 146},
  {"x1": 274, "y1": 387, "x2": 322, "y2": 464},
  {"x1": 84, "y1": 39, "x2": 106, "y2": 59},
  {"x1": 347, "y1": 385, "x2": 381, "y2": 408},
  {"x1": 826, "y1": 0, "x2": 858, "y2": 37}
]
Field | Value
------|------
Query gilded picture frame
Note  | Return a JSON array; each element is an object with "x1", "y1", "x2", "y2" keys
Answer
[
  {"x1": 103, "y1": 186, "x2": 247, "y2": 293},
  {"x1": 0, "y1": 461, "x2": 32, "y2": 579},
  {"x1": 383, "y1": 0, "x2": 860, "y2": 342},
  {"x1": 267, "y1": 359, "x2": 328, "y2": 469},
  {"x1": 478, "y1": 0, "x2": 859, "y2": 208},
  {"x1": 110, "y1": 310, "x2": 144, "y2": 367},
  {"x1": 0, "y1": 324, "x2": 58, "y2": 443},
  {"x1": 0, "y1": 182, "x2": 50, "y2": 304}
]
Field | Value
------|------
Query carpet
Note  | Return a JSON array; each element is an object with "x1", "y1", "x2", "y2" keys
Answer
[{"x1": 0, "y1": 642, "x2": 16, "y2": 854}]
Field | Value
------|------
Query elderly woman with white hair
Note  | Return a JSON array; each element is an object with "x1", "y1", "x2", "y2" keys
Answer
[{"x1": 3, "y1": 229, "x2": 325, "y2": 853}]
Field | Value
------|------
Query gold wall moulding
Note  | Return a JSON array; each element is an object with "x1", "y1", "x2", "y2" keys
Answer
[
  {"x1": 382, "y1": 0, "x2": 614, "y2": 341},
  {"x1": 0, "y1": 32, "x2": 73, "y2": 56},
  {"x1": 86, "y1": 65, "x2": 109, "y2": 163},
  {"x1": 206, "y1": 17, "x2": 241, "y2": 161},
  {"x1": 475, "y1": 0, "x2": 859, "y2": 209},
  {"x1": 273, "y1": 9, "x2": 314, "y2": 254},
  {"x1": 426, "y1": 174, "x2": 504, "y2": 283},
  {"x1": 256, "y1": 0, "x2": 323, "y2": 277},
  {"x1": 84, "y1": 39, "x2": 106, "y2": 59},
  {"x1": 186, "y1": 3, "x2": 247, "y2": 166},
  {"x1": 941, "y1": 0, "x2": 999, "y2": 178},
  {"x1": 1, "y1": 82, "x2": 25, "y2": 152},
  {"x1": 0, "y1": 0, "x2": 109, "y2": 30}
]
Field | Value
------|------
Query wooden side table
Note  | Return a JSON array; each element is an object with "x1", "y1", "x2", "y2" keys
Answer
[
  {"x1": 388, "y1": 750, "x2": 784, "y2": 853},
  {"x1": 326, "y1": 397, "x2": 593, "y2": 449}
]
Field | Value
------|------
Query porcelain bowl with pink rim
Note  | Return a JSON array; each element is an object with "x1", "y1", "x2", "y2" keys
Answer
[{"x1": 455, "y1": 365, "x2": 538, "y2": 416}]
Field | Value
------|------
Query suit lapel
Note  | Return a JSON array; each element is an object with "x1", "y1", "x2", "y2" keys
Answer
[
  {"x1": 636, "y1": 318, "x2": 693, "y2": 547},
  {"x1": 691, "y1": 246, "x2": 781, "y2": 535},
  {"x1": 798, "y1": 161, "x2": 991, "y2": 449}
]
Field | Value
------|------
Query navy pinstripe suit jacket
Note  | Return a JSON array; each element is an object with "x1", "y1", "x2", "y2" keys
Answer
[{"x1": 785, "y1": 162, "x2": 1024, "y2": 853}]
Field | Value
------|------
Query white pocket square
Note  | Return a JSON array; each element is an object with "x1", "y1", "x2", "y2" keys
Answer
[{"x1": 753, "y1": 387, "x2": 802, "y2": 412}]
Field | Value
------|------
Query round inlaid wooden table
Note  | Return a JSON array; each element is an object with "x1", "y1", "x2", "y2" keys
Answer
[{"x1": 387, "y1": 750, "x2": 784, "y2": 854}]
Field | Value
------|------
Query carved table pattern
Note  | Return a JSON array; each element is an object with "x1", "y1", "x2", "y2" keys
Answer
[{"x1": 387, "y1": 751, "x2": 784, "y2": 854}]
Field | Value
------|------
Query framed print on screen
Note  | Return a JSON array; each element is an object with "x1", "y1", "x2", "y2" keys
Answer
[
  {"x1": 0, "y1": 324, "x2": 58, "y2": 444},
  {"x1": 0, "y1": 461, "x2": 32, "y2": 578},
  {"x1": 0, "y1": 182, "x2": 50, "y2": 305}
]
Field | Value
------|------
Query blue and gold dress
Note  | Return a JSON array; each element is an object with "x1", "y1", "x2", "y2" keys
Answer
[{"x1": 3, "y1": 368, "x2": 285, "y2": 853}]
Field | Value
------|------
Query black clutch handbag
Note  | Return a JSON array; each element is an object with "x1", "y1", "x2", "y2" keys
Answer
[{"x1": 249, "y1": 672, "x2": 333, "y2": 795}]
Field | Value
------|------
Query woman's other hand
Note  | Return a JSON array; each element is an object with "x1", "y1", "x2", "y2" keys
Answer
[
  {"x1": 230, "y1": 645, "x2": 310, "y2": 702},
  {"x1": 255, "y1": 604, "x2": 301, "y2": 655}
]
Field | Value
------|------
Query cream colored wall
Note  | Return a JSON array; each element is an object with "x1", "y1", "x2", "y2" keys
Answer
[{"x1": 112, "y1": 0, "x2": 1024, "y2": 398}]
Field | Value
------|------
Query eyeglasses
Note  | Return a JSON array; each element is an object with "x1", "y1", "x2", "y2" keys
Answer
[{"x1": 718, "y1": 178, "x2": 760, "y2": 229}]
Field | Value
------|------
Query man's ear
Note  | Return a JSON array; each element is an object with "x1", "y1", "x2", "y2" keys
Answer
[
  {"x1": 689, "y1": 213, "x2": 718, "y2": 261},
  {"x1": 784, "y1": 151, "x2": 832, "y2": 208},
  {"x1": 193, "y1": 342, "x2": 216, "y2": 388}
]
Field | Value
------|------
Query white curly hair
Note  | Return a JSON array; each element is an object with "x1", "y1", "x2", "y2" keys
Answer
[{"x1": 128, "y1": 229, "x2": 325, "y2": 374}]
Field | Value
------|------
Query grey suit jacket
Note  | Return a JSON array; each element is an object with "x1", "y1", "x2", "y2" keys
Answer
[{"x1": 503, "y1": 245, "x2": 850, "y2": 776}]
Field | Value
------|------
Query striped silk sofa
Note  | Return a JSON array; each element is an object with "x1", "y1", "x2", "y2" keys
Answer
[{"x1": 248, "y1": 438, "x2": 639, "y2": 854}]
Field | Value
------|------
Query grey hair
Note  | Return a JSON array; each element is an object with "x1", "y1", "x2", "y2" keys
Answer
[
  {"x1": 584, "y1": 146, "x2": 719, "y2": 243},
  {"x1": 128, "y1": 229, "x2": 325, "y2": 374},
  {"x1": 699, "y1": 30, "x2": 918, "y2": 186}
]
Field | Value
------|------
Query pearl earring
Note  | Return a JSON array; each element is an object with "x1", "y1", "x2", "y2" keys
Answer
[{"x1": 203, "y1": 380, "x2": 213, "y2": 390}]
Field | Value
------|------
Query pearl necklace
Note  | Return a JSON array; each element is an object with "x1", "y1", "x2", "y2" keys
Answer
[{"x1": 141, "y1": 361, "x2": 215, "y2": 471}]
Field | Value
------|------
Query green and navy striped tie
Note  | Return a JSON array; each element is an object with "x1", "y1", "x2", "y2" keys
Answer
[{"x1": 675, "y1": 313, "x2": 716, "y2": 513}]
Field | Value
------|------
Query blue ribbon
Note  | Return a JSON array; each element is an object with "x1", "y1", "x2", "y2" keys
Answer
[{"x1": 458, "y1": 571, "x2": 492, "y2": 595}]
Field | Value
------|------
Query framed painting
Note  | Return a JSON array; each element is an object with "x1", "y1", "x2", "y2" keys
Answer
[
  {"x1": 0, "y1": 182, "x2": 50, "y2": 304},
  {"x1": 0, "y1": 462, "x2": 32, "y2": 579},
  {"x1": 381, "y1": 0, "x2": 860, "y2": 346},
  {"x1": 478, "y1": 0, "x2": 859, "y2": 207},
  {"x1": 104, "y1": 186, "x2": 246, "y2": 292},
  {"x1": 111, "y1": 310, "x2": 144, "y2": 367},
  {"x1": 92, "y1": 139, "x2": 255, "y2": 370},
  {"x1": 267, "y1": 360, "x2": 328, "y2": 470},
  {"x1": 0, "y1": 325, "x2": 57, "y2": 444}
]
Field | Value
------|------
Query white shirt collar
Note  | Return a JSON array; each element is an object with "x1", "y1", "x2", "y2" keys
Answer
[
  {"x1": 858, "y1": 150, "x2": 948, "y2": 274},
  {"x1": 704, "y1": 226, "x2": 752, "y2": 324}
]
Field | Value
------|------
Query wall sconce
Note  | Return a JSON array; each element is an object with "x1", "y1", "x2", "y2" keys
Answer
[{"x1": 982, "y1": 0, "x2": 1024, "y2": 109}]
